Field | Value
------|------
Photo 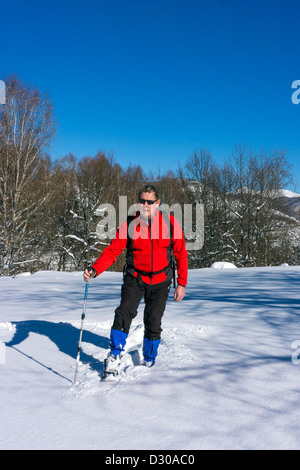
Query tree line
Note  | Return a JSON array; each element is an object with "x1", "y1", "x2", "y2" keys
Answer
[{"x1": 0, "y1": 75, "x2": 299, "y2": 276}]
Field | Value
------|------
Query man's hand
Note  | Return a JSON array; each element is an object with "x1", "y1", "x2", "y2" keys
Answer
[
  {"x1": 83, "y1": 267, "x2": 97, "y2": 282},
  {"x1": 174, "y1": 285, "x2": 185, "y2": 302}
]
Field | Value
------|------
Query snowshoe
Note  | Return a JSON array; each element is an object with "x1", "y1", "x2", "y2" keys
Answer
[
  {"x1": 140, "y1": 359, "x2": 155, "y2": 368},
  {"x1": 102, "y1": 352, "x2": 123, "y2": 381}
]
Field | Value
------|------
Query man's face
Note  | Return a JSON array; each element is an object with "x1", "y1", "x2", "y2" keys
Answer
[{"x1": 138, "y1": 192, "x2": 160, "y2": 220}]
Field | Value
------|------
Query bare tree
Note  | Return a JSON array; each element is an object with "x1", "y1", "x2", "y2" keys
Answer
[
  {"x1": 222, "y1": 145, "x2": 294, "y2": 266},
  {"x1": 179, "y1": 145, "x2": 295, "y2": 267},
  {"x1": 0, "y1": 75, "x2": 57, "y2": 275},
  {"x1": 178, "y1": 149, "x2": 222, "y2": 267},
  {"x1": 52, "y1": 152, "x2": 124, "y2": 270}
]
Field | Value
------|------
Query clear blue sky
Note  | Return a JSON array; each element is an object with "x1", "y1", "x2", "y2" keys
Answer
[{"x1": 1, "y1": 0, "x2": 300, "y2": 190}]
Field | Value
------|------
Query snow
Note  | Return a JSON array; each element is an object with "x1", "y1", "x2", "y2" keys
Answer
[
  {"x1": 0, "y1": 265, "x2": 300, "y2": 450},
  {"x1": 279, "y1": 189, "x2": 300, "y2": 198},
  {"x1": 210, "y1": 261, "x2": 237, "y2": 269}
]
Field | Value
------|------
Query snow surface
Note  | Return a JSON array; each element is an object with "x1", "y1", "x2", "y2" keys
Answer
[{"x1": 0, "y1": 266, "x2": 300, "y2": 450}]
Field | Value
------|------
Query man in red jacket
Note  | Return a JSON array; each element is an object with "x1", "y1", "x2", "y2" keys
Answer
[{"x1": 83, "y1": 185, "x2": 188, "y2": 376}]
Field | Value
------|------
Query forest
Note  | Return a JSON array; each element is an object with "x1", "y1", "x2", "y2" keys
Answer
[{"x1": 1, "y1": 76, "x2": 299, "y2": 276}]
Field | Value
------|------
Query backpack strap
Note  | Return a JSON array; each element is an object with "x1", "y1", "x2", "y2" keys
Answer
[{"x1": 160, "y1": 210, "x2": 176, "y2": 288}]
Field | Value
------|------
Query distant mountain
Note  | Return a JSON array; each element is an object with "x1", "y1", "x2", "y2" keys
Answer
[{"x1": 277, "y1": 190, "x2": 300, "y2": 221}]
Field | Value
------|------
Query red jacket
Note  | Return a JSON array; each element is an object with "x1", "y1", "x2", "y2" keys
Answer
[{"x1": 92, "y1": 210, "x2": 188, "y2": 286}]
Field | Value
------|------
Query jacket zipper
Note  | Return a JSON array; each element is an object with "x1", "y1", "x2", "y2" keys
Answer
[{"x1": 148, "y1": 220, "x2": 153, "y2": 285}]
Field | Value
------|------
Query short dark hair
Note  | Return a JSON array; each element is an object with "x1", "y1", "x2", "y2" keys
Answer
[{"x1": 138, "y1": 184, "x2": 159, "y2": 200}]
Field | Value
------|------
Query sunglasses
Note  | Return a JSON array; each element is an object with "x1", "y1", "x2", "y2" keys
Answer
[{"x1": 138, "y1": 198, "x2": 158, "y2": 206}]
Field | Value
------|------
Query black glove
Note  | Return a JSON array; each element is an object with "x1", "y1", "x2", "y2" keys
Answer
[{"x1": 87, "y1": 266, "x2": 97, "y2": 278}]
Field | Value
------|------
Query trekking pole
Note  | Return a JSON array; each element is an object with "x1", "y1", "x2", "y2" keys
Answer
[{"x1": 73, "y1": 281, "x2": 89, "y2": 385}]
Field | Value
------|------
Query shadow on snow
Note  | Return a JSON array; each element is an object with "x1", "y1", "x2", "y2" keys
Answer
[{"x1": 6, "y1": 320, "x2": 110, "y2": 383}]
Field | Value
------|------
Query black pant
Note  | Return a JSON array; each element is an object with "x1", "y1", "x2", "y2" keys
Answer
[{"x1": 112, "y1": 275, "x2": 171, "y2": 340}]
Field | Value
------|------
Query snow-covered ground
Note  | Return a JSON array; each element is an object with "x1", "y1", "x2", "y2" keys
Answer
[{"x1": 0, "y1": 265, "x2": 300, "y2": 450}]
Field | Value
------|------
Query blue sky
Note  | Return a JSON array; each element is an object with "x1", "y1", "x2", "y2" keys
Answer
[{"x1": 1, "y1": 0, "x2": 300, "y2": 190}]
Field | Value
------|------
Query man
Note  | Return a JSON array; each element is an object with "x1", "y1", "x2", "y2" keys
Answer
[{"x1": 83, "y1": 185, "x2": 188, "y2": 377}]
